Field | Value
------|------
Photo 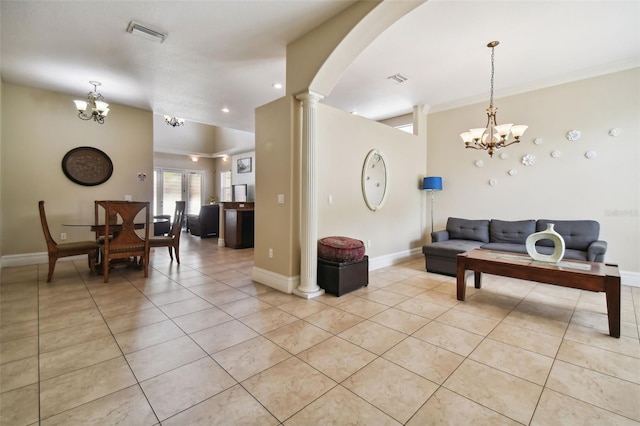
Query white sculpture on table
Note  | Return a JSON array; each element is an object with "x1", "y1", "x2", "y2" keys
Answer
[{"x1": 526, "y1": 223, "x2": 565, "y2": 263}]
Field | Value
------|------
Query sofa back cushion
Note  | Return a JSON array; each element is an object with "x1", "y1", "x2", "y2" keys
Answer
[
  {"x1": 446, "y1": 218, "x2": 490, "y2": 243},
  {"x1": 536, "y1": 219, "x2": 599, "y2": 250},
  {"x1": 490, "y1": 219, "x2": 536, "y2": 244}
]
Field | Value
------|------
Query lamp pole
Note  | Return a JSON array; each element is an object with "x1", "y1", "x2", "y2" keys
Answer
[{"x1": 422, "y1": 176, "x2": 443, "y2": 236}]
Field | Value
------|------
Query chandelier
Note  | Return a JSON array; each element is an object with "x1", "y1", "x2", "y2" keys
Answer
[
  {"x1": 73, "y1": 81, "x2": 110, "y2": 124},
  {"x1": 460, "y1": 41, "x2": 527, "y2": 157},
  {"x1": 164, "y1": 116, "x2": 185, "y2": 127}
]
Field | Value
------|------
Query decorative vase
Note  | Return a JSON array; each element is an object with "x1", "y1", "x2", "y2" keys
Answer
[{"x1": 526, "y1": 223, "x2": 565, "y2": 263}]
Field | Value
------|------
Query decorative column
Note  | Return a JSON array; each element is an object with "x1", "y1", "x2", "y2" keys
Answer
[{"x1": 294, "y1": 91, "x2": 325, "y2": 298}]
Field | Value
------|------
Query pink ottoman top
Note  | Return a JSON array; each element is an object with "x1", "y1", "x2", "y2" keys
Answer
[{"x1": 318, "y1": 236, "x2": 365, "y2": 263}]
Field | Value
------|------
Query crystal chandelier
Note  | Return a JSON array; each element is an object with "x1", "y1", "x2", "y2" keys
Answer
[
  {"x1": 460, "y1": 41, "x2": 527, "y2": 157},
  {"x1": 73, "y1": 81, "x2": 110, "y2": 124},
  {"x1": 164, "y1": 116, "x2": 185, "y2": 127}
]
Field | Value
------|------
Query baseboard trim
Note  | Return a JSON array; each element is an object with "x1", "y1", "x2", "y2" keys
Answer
[
  {"x1": 251, "y1": 266, "x2": 299, "y2": 294},
  {"x1": 369, "y1": 248, "x2": 423, "y2": 271},
  {"x1": 621, "y1": 270, "x2": 640, "y2": 288},
  {"x1": 4, "y1": 250, "x2": 639, "y2": 288},
  {"x1": 2, "y1": 252, "x2": 50, "y2": 268}
]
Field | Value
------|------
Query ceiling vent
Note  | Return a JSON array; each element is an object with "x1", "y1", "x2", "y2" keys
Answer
[
  {"x1": 127, "y1": 21, "x2": 168, "y2": 43},
  {"x1": 387, "y1": 73, "x2": 408, "y2": 83}
]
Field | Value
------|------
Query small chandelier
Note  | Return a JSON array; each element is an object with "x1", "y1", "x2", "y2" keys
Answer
[
  {"x1": 73, "y1": 81, "x2": 110, "y2": 124},
  {"x1": 164, "y1": 116, "x2": 185, "y2": 127},
  {"x1": 460, "y1": 41, "x2": 527, "y2": 157}
]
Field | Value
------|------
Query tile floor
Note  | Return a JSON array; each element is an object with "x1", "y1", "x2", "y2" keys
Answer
[{"x1": 1, "y1": 235, "x2": 639, "y2": 425}]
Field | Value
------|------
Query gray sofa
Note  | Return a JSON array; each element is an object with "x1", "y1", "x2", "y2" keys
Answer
[{"x1": 422, "y1": 217, "x2": 607, "y2": 276}]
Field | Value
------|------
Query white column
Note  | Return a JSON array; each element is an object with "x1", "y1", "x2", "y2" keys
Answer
[{"x1": 294, "y1": 91, "x2": 324, "y2": 299}]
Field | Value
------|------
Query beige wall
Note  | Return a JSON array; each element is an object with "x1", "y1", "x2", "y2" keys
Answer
[
  {"x1": 0, "y1": 78, "x2": 4, "y2": 260},
  {"x1": 254, "y1": 95, "x2": 428, "y2": 286},
  {"x1": 427, "y1": 68, "x2": 640, "y2": 272},
  {"x1": 254, "y1": 96, "x2": 299, "y2": 277},
  {"x1": 153, "y1": 114, "x2": 215, "y2": 154},
  {"x1": 1, "y1": 83, "x2": 154, "y2": 258},
  {"x1": 317, "y1": 105, "x2": 427, "y2": 260}
]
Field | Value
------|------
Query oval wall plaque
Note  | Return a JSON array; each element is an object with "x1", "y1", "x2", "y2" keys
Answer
[{"x1": 61, "y1": 146, "x2": 113, "y2": 186}]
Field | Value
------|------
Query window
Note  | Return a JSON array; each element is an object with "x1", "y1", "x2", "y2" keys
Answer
[
  {"x1": 396, "y1": 123, "x2": 413, "y2": 134},
  {"x1": 221, "y1": 171, "x2": 232, "y2": 202},
  {"x1": 154, "y1": 168, "x2": 204, "y2": 216}
]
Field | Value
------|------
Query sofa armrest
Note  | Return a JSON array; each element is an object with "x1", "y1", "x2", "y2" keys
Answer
[
  {"x1": 587, "y1": 240, "x2": 607, "y2": 262},
  {"x1": 431, "y1": 230, "x2": 450, "y2": 242}
]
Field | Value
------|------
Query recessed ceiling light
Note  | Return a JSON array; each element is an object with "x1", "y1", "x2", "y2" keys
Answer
[
  {"x1": 126, "y1": 21, "x2": 168, "y2": 43},
  {"x1": 272, "y1": 83, "x2": 282, "y2": 89},
  {"x1": 221, "y1": 107, "x2": 230, "y2": 113}
]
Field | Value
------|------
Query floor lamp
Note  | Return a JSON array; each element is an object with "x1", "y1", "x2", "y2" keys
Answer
[{"x1": 423, "y1": 176, "x2": 443, "y2": 233}]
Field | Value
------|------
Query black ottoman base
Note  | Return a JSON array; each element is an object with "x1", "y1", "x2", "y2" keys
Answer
[{"x1": 317, "y1": 256, "x2": 368, "y2": 297}]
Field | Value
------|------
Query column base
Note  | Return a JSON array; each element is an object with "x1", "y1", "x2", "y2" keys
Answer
[{"x1": 293, "y1": 287, "x2": 325, "y2": 299}]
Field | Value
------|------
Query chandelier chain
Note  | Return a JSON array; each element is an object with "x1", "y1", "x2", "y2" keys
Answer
[{"x1": 489, "y1": 44, "x2": 495, "y2": 108}]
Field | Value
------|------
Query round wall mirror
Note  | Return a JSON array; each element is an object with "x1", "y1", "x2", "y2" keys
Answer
[{"x1": 362, "y1": 149, "x2": 388, "y2": 211}]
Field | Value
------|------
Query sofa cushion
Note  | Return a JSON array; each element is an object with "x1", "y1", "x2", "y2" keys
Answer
[
  {"x1": 490, "y1": 219, "x2": 535, "y2": 244},
  {"x1": 423, "y1": 239, "x2": 484, "y2": 257},
  {"x1": 536, "y1": 220, "x2": 599, "y2": 251},
  {"x1": 481, "y1": 242, "x2": 529, "y2": 254},
  {"x1": 318, "y1": 236, "x2": 365, "y2": 263},
  {"x1": 446, "y1": 218, "x2": 490, "y2": 243}
]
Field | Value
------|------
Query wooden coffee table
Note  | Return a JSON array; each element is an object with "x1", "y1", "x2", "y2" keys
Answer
[{"x1": 456, "y1": 249, "x2": 621, "y2": 338}]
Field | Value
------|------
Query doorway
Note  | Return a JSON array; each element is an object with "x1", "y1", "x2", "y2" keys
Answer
[{"x1": 154, "y1": 168, "x2": 204, "y2": 216}]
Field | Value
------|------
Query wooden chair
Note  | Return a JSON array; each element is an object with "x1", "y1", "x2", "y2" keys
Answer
[
  {"x1": 101, "y1": 201, "x2": 150, "y2": 283},
  {"x1": 38, "y1": 201, "x2": 99, "y2": 282},
  {"x1": 150, "y1": 201, "x2": 186, "y2": 263}
]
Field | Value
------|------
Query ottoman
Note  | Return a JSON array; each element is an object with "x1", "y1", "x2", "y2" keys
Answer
[{"x1": 317, "y1": 236, "x2": 368, "y2": 296}]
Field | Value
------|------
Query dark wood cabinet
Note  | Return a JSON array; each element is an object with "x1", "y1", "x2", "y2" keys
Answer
[{"x1": 224, "y1": 208, "x2": 254, "y2": 248}]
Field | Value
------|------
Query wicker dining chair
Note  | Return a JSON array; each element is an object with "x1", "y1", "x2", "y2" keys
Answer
[
  {"x1": 38, "y1": 201, "x2": 99, "y2": 282},
  {"x1": 101, "y1": 201, "x2": 150, "y2": 283},
  {"x1": 150, "y1": 201, "x2": 186, "y2": 263}
]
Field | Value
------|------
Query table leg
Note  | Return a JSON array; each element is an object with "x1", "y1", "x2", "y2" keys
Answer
[
  {"x1": 457, "y1": 254, "x2": 467, "y2": 301},
  {"x1": 605, "y1": 273, "x2": 621, "y2": 338},
  {"x1": 474, "y1": 271, "x2": 482, "y2": 289}
]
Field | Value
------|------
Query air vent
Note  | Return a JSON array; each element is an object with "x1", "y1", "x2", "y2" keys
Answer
[
  {"x1": 127, "y1": 21, "x2": 168, "y2": 43},
  {"x1": 387, "y1": 73, "x2": 408, "y2": 83}
]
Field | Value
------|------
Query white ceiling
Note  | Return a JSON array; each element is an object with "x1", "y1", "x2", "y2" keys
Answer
[{"x1": 1, "y1": 1, "x2": 638, "y2": 134}]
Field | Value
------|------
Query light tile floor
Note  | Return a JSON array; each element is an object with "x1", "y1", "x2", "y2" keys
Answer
[{"x1": 1, "y1": 235, "x2": 640, "y2": 425}]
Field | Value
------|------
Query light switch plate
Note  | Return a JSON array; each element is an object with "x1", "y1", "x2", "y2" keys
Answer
[{"x1": 277, "y1": 194, "x2": 285, "y2": 204}]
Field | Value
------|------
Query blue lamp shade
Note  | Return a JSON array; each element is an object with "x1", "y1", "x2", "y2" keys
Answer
[{"x1": 423, "y1": 176, "x2": 443, "y2": 191}]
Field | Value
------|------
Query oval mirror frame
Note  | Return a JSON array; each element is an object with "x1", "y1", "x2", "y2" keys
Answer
[{"x1": 362, "y1": 149, "x2": 388, "y2": 211}]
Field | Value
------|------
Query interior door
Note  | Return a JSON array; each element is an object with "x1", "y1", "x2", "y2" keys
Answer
[{"x1": 154, "y1": 168, "x2": 204, "y2": 218}]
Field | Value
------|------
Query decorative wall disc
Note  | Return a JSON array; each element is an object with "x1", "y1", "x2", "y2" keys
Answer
[
  {"x1": 508, "y1": 169, "x2": 517, "y2": 176},
  {"x1": 521, "y1": 154, "x2": 536, "y2": 166},
  {"x1": 608, "y1": 128, "x2": 621, "y2": 137},
  {"x1": 499, "y1": 152, "x2": 509, "y2": 160},
  {"x1": 566, "y1": 130, "x2": 581, "y2": 141},
  {"x1": 551, "y1": 150, "x2": 562, "y2": 158},
  {"x1": 585, "y1": 150, "x2": 597, "y2": 159},
  {"x1": 475, "y1": 160, "x2": 484, "y2": 168},
  {"x1": 489, "y1": 179, "x2": 497, "y2": 186},
  {"x1": 534, "y1": 138, "x2": 544, "y2": 145}
]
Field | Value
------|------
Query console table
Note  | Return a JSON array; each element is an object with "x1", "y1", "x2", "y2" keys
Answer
[{"x1": 224, "y1": 205, "x2": 254, "y2": 249}]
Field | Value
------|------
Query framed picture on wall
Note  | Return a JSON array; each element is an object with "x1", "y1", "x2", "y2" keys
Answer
[{"x1": 237, "y1": 157, "x2": 252, "y2": 173}]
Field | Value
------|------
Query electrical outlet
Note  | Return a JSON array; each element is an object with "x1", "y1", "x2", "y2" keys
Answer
[
  {"x1": 367, "y1": 239, "x2": 371, "y2": 248},
  {"x1": 268, "y1": 248, "x2": 273, "y2": 258},
  {"x1": 60, "y1": 232, "x2": 67, "y2": 241},
  {"x1": 124, "y1": 195, "x2": 132, "y2": 201}
]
